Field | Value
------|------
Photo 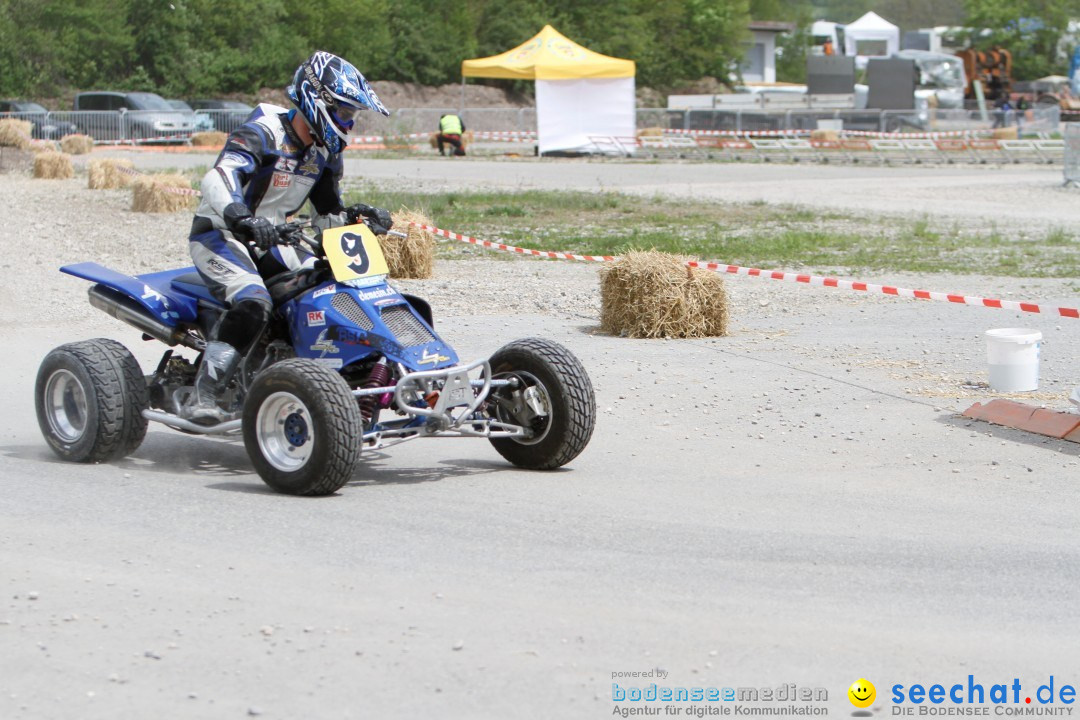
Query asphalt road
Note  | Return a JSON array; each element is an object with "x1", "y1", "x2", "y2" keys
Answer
[{"x1": 5, "y1": 156, "x2": 1080, "y2": 718}]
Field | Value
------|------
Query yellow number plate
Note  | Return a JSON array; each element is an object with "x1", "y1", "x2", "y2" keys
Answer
[{"x1": 322, "y1": 224, "x2": 389, "y2": 283}]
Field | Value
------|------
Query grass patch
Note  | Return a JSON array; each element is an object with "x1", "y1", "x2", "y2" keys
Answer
[{"x1": 342, "y1": 184, "x2": 1080, "y2": 278}]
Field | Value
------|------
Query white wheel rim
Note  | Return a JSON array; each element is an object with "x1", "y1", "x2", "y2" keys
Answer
[
  {"x1": 256, "y1": 392, "x2": 314, "y2": 472},
  {"x1": 494, "y1": 371, "x2": 553, "y2": 446},
  {"x1": 45, "y1": 369, "x2": 88, "y2": 443}
]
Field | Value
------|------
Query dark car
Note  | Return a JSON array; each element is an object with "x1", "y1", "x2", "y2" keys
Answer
[
  {"x1": 0, "y1": 100, "x2": 78, "y2": 140},
  {"x1": 73, "y1": 91, "x2": 195, "y2": 143},
  {"x1": 188, "y1": 99, "x2": 254, "y2": 132}
]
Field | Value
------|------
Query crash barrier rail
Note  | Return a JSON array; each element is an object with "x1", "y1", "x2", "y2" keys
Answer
[
  {"x1": 659, "y1": 106, "x2": 1061, "y2": 135},
  {"x1": 615, "y1": 129, "x2": 1066, "y2": 165},
  {"x1": 1065, "y1": 124, "x2": 1080, "y2": 186},
  {"x1": 93, "y1": 161, "x2": 1080, "y2": 320}
]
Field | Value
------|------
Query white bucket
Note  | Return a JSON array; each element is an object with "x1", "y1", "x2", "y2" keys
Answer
[{"x1": 985, "y1": 328, "x2": 1042, "y2": 392}]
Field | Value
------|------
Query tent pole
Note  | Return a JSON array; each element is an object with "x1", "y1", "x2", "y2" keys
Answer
[{"x1": 460, "y1": 77, "x2": 465, "y2": 115}]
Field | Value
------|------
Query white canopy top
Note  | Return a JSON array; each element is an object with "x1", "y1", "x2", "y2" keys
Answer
[{"x1": 844, "y1": 11, "x2": 900, "y2": 65}]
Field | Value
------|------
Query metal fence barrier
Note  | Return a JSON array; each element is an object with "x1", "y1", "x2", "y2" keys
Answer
[
  {"x1": 0, "y1": 109, "x2": 255, "y2": 144},
  {"x1": 1065, "y1": 123, "x2": 1080, "y2": 185},
  {"x1": 655, "y1": 107, "x2": 1061, "y2": 135}
]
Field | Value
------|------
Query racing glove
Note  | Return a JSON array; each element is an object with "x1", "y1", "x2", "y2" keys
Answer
[
  {"x1": 224, "y1": 202, "x2": 277, "y2": 251},
  {"x1": 345, "y1": 203, "x2": 394, "y2": 234}
]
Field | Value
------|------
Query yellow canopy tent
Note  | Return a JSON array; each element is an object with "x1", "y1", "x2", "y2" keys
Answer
[
  {"x1": 461, "y1": 25, "x2": 635, "y2": 81},
  {"x1": 461, "y1": 26, "x2": 637, "y2": 155}
]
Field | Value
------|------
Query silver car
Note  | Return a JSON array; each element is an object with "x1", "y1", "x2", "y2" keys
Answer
[{"x1": 73, "y1": 91, "x2": 196, "y2": 143}]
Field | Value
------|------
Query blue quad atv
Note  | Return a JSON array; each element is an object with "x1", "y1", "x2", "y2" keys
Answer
[{"x1": 35, "y1": 221, "x2": 596, "y2": 495}]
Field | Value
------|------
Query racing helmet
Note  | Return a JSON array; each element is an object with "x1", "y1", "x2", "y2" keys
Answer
[{"x1": 287, "y1": 51, "x2": 389, "y2": 153}]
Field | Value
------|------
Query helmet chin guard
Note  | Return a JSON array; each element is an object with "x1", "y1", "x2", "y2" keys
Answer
[{"x1": 287, "y1": 51, "x2": 389, "y2": 153}]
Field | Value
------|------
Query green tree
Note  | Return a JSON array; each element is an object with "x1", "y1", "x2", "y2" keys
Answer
[
  {"x1": 962, "y1": 0, "x2": 1080, "y2": 79},
  {"x1": 386, "y1": 0, "x2": 478, "y2": 85}
]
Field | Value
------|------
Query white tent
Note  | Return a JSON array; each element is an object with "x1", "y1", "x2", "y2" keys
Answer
[
  {"x1": 844, "y1": 12, "x2": 900, "y2": 69},
  {"x1": 462, "y1": 26, "x2": 636, "y2": 155}
]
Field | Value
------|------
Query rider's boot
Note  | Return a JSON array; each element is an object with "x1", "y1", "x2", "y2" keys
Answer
[{"x1": 187, "y1": 341, "x2": 241, "y2": 423}]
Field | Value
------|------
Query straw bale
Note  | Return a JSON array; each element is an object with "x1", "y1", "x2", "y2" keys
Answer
[
  {"x1": 382, "y1": 208, "x2": 436, "y2": 279},
  {"x1": 428, "y1": 129, "x2": 472, "y2": 150},
  {"x1": 131, "y1": 173, "x2": 197, "y2": 213},
  {"x1": 88, "y1": 158, "x2": 135, "y2": 189},
  {"x1": 992, "y1": 126, "x2": 1018, "y2": 140},
  {"x1": 191, "y1": 131, "x2": 227, "y2": 147},
  {"x1": 599, "y1": 251, "x2": 729, "y2": 339},
  {"x1": 0, "y1": 118, "x2": 32, "y2": 150},
  {"x1": 810, "y1": 129, "x2": 839, "y2": 142},
  {"x1": 637, "y1": 127, "x2": 664, "y2": 137},
  {"x1": 32, "y1": 151, "x2": 74, "y2": 179},
  {"x1": 60, "y1": 134, "x2": 94, "y2": 155},
  {"x1": 29, "y1": 139, "x2": 59, "y2": 153}
]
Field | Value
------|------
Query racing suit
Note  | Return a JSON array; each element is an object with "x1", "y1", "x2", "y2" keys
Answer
[{"x1": 186, "y1": 103, "x2": 350, "y2": 419}]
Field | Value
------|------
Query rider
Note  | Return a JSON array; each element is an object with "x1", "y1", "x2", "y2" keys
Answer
[{"x1": 186, "y1": 50, "x2": 394, "y2": 421}]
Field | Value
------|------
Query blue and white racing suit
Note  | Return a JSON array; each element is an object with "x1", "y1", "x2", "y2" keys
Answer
[{"x1": 189, "y1": 103, "x2": 349, "y2": 311}]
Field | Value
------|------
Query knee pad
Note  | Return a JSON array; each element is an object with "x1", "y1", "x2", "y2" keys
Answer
[{"x1": 215, "y1": 298, "x2": 271, "y2": 352}]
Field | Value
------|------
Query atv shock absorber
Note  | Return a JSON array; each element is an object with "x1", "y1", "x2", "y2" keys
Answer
[{"x1": 358, "y1": 358, "x2": 391, "y2": 423}]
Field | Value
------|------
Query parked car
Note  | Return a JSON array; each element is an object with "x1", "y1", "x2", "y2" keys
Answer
[
  {"x1": 166, "y1": 99, "x2": 215, "y2": 132},
  {"x1": 73, "y1": 91, "x2": 195, "y2": 143},
  {"x1": 188, "y1": 99, "x2": 254, "y2": 132},
  {"x1": 0, "y1": 100, "x2": 78, "y2": 140}
]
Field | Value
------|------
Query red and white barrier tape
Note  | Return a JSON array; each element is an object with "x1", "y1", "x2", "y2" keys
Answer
[
  {"x1": 408, "y1": 220, "x2": 1080, "y2": 320},
  {"x1": 841, "y1": 129, "x2": 990, "y2": 139},
  {"x1": 348, "y1": 130, "x2": 536, "y2": 145},
  {"x1": 408, "y1": 222, "x2": 613, "y2": 262},
  {"x1": 664, "y1": 128, "x2": 992, "y2": 140},
  {"x1": 95, "y1": 135, "x2": 196, "y2": 146},
  {"x1": 665, "y1": 129, "x2": 809, "y2": 138},
  {"x1": 685, "y1": 261, "x2": 1080, "y2": 319}
]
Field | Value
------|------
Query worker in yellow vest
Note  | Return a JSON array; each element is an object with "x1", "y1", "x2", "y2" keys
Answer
[{"x1": 437, "y1": 113, "x2": 466, "y2": 156}]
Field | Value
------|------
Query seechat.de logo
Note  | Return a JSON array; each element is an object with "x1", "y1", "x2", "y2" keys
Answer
[{"x1": 849, "y1": 678, "x2": 876, "y2": 709}]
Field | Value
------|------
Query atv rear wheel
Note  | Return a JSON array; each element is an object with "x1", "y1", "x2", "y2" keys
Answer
[
  {"x1": 487, "y1": 338, "x2": 595, "y2": 470},
  {"x1": 242, "y1": 359, "x2": 362, "y2": 496},
  {"x1": 35, "y1": 339, "x2": 149, "y2": 463}
]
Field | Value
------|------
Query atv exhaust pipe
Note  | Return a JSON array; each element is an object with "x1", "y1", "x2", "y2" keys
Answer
[{"x1": 88, "y1": 285, "x2": 205, "y2": 351}]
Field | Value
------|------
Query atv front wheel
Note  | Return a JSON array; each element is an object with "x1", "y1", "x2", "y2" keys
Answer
[
  {"x1": 35, "y1": 339, "x2": 149, "y2": 463},
  {"x1": 242, "y1": 359, "x2": 362, "y2": 496},
  {"x1": 487, "y1": 338, "x2": 596, "y2": 470}
]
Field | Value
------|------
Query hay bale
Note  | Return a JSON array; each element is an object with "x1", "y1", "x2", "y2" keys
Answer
[
  {"x1": 191, "y1": 131, "x2": 227, "y2": 147},
  {"x1": 599, "y1": 251, "x2": 729, "y2": 339},
  {"x1": 32, "y1": 151, "x2": 74, "y2": 179},
  {"x1": 637, "y1": 127, "x2": 664, "y2": 138},
  {"x1": 0, "y1": 118, "x2": 32, "y2": 150},
  {"x1": 60, "y1": 133, "x2": 94, "y2": 155},
  {"x1": 382, "y1": 208, "x2": 436, "y2": 279},
  {"x1": 29, "y1": 139, "x2": 59, "y2": 153},
  {"x1": 992, "y1": 126, "x2": 1018, "y2": 140},
  {"x1": 88, "y1": 158, "x2": 135, "y2": 189},
  {"x1": 131, "y1": 173, "x2": 197, "y2": 213},
  {"x1": 428, "y1": 129, "x2": 472, "y2": 151},
  {"x1": 810, "y1": 129, "x2": 839, "y2": 142}
]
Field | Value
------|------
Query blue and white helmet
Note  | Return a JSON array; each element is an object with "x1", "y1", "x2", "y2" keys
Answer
[{"x1": 287, "y1": 51, "x2": 389, "y2": 153}]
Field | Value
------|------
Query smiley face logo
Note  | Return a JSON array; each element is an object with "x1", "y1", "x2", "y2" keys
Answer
[
  {"x1": 339, "y1": 232, "x2": 369, "y2": 275},
  {"x1": 848, "y1": 679, "x2": 876, "y2": 709}
]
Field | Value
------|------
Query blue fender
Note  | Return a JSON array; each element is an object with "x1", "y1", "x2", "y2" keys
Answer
[{"x1": 61, "y1": 262, "x2": 200, "y2": 324}]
